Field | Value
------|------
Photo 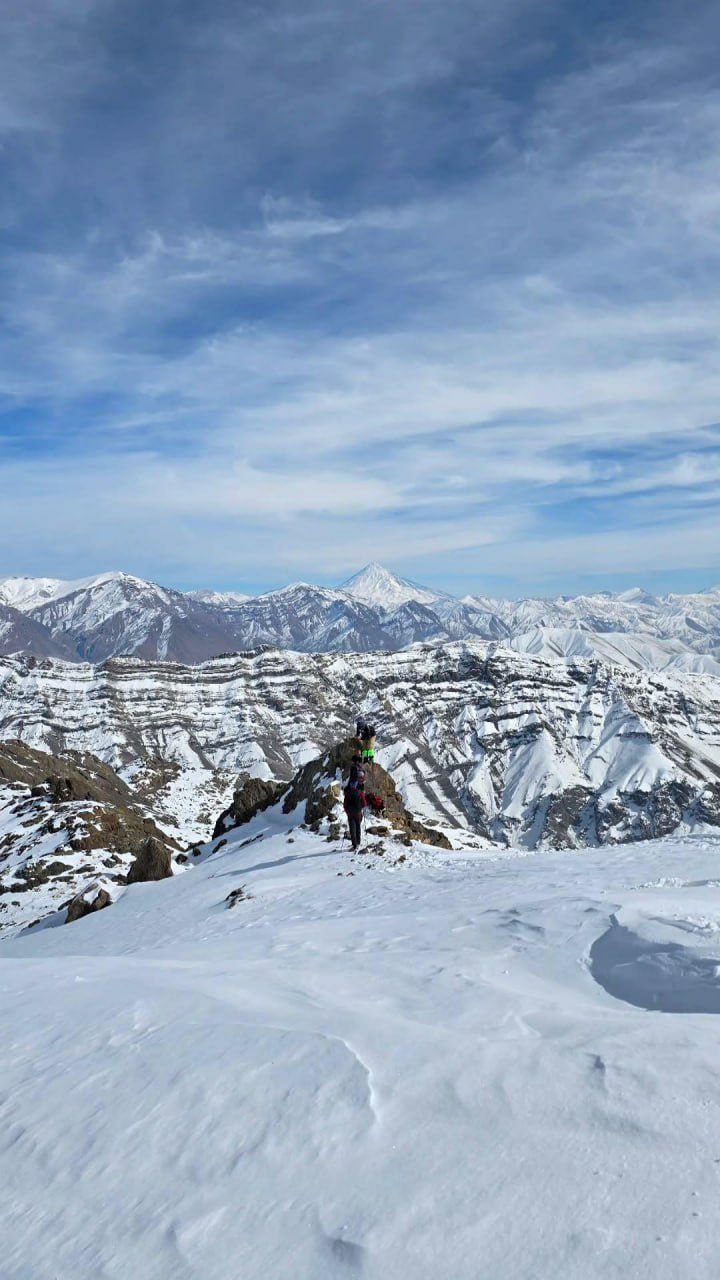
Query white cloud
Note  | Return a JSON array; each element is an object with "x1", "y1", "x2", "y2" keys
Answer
[{"x1": 0, "y1": 0, "x2": 719, "y2": 590}]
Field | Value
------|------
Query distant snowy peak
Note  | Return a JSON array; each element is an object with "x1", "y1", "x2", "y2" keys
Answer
[
  {"x1": 0, "y1": 570, "x2": 149, "y2": 614},
  {"x1": 187, "y1": 589, "x2": 250, "y2": 607},
  {"x1": 616, "y1": 587, "x2": 659, "y2": 606},
  {"x1": 340, "y1": 562, "x2": 447, "y2": 609},
  {"x1": 0, "y1": 576, "x2": 70, "y2": 611}
]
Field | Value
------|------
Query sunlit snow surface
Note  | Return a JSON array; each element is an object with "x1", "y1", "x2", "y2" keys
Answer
[{"x1": 3, "y1": 821, "x2": 720, "y2": 1278}]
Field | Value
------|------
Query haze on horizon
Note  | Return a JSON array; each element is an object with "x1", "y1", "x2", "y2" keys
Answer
[{"x1": 0, "y1": 0, "x2": 719, "y2": 599}]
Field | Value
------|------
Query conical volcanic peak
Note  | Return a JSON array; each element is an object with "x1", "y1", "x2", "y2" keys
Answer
[{"x1": 339, "y1": 562, "x2": 448, "y2": 609}]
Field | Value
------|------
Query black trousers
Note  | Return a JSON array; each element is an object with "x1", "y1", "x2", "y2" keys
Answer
[{"x1": 347, "y1": 811, "x2": 362, "y2": 848}]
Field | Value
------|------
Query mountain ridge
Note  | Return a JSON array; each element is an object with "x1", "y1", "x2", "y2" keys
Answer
[
  {"x1": 0, "y1": 565, "x2": 718, "y2": 665},
  {"x1": 1, "y1": 640, "x2": 719, "y2": 855}
]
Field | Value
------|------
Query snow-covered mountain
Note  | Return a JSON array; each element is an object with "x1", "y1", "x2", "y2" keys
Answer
[
  {"x1": 2, "y1": 565, "x2": 720, "y2": 665},
  {"x1": 186, "y1": 588, "x2": 251, "y2": 608},
  {"x1": 467, "y1": 585, "x2": 720, "y2": 658},
  {"x1": 0, "y1": 601, "x2": 73, "y2": 660},
  {"x1": 1, "y1": 642, "x2": 718, "y2": 855},
  {"x1": 340, "y1": 561, "x2": 449, "y2": 608},
  {"x1": 13, "y1": 571, "x2": 245, "y2": 664}
]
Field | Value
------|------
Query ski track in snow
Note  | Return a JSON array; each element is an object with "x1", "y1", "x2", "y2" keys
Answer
[{"x1": 2, "y1": 816, "x2": 720, "y2": 1277}]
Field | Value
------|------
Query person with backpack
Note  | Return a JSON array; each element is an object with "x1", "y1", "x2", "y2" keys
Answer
[
  {"x1": 343, "y1": 758, "x2": 366, "y2": 850},
  {"x1": 356, "y1": 720, "x2": 377, "y2": 766},
  {"x1": 348, "y1": 753, "x2": 365, "y2": 788},
  {"x1": 362, "y1": 725, "x2": 376, "y2": 765}
]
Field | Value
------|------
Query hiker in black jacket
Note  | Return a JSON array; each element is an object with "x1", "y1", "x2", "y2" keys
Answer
[
  {"x1": 343, "y1": 762, "x2": 366, "y2": 850},
  {"x1": 348, "y1": 754, "x2": 365, "y2": 788}
]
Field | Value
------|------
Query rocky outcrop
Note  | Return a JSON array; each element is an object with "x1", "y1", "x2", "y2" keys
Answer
[
  {"x1": 126, "y1": 836, "x2": 173, "y2": 884},
  {"x1": 367, "y1": 766, "x2": 452, "y2": 849},
  {"x1": 0, "y1": 741, "x2": 180, "y2": 934},
  {"x1": 282, "y1": 740, "x2": 358, "y2": 827},
  {"x1": 66, "y1": 884, "x2": 112, "y2": 923},
  {"x1": 282, "y1": 738, "x2": 452, "y2": 848},
  {"x1": 0, "y1": 739, "x2": 135, "y2": 809},
  {"x1": 213, "y1": 775, "x2": 288, "y2": 838}
]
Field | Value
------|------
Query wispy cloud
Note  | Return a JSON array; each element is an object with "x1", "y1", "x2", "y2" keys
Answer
[{"x1": 0, "y1": 0, "x2": 718, "y2": 592}]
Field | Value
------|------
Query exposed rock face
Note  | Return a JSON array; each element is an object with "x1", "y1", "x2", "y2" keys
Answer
[
  {"x1": 0, "y1": 739, "x2": 135, "y2": 807},
  {"x1": 365, "y1": 764, "x2": 452, "y2": 849},
  {"x1": 66, "y1": 884, "x2": 112, "y2": 924},
  {"x1": 126, "y1": 836, "x2": 173, "y2": 884},
  {"x1": 282, "y1": 738, "x2": 452, "y2": 848},
  {"x1": 213, "y1": 776, "x2": 288, "y2": 838},
  {"x1": 282, "y1": 740, "x2": 357, "y2": 827},
  {"x1": 0, "y1": 740, "x2": 179, "y2": 934}
]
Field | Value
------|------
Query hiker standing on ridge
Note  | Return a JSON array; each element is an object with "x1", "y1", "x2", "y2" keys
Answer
[
  {"x1": 344, "y1": 756, "x2": 366, "y2": 850},
  {"x1": 356, "y1": 720, "x2": 377, "y2": 767},
  {"x1": 348, "y1": 753, "x2": 365, "y2": 789}
]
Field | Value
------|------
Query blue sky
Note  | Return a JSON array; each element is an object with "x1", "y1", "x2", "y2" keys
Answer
[{"x1": 0, "y1": 0, "x2": 718, "y2": 597}]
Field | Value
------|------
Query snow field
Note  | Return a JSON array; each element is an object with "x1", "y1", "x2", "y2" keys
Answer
[{"x1": 3, "y1": 822, "x2": 720, "y2": 1277}]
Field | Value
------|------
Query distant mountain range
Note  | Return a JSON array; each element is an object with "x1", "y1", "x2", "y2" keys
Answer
[{"x1": 0, "y1": 562, "x2": 719, "y2": 669}]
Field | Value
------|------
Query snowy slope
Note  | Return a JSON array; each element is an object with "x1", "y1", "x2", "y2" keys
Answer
[
  {"x1": 3, "y1": 820, "x2": 720, "y2": 1278},
  {"x1": 0, "y1": 601, "x2": 73, "y2": 659},
  {"x1": 508, "y1": 626, "x2": 720, "y2": 674},
  {"x1": 0, "y1": 576, "x2": 68, "y2": 610}
]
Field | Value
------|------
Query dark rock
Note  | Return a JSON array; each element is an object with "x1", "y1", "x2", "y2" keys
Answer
[
  {"x1": 0, "y1": 740, "x2": 134, "y2": 808},
  {"x1": 43, "y1": 860, "x2": 72, "y2": 876},
  {"x1": 66, "y1": 885, "x2": 112, "y2": 924},
  {"x1": 17, "y1": 862, "x2": 52, "y2": 888},
  {"x1": 126, "y1": 836, "x2": 173, "y2": 884},
  {"x1": 212, "y1": 775, "x2": 288, "y2": 838},
  {"x1": 225, "y1": 885, "x2": 250, "y2": 908}
]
